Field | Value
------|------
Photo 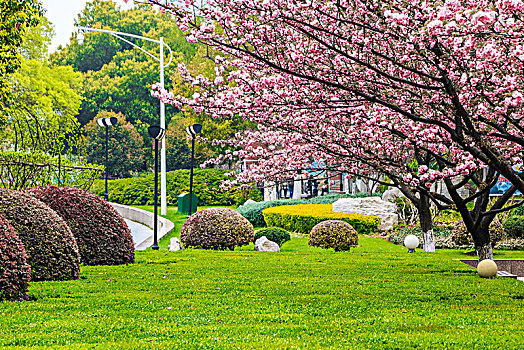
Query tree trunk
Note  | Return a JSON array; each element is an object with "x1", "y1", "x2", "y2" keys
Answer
[
  {"x1": 476, "y1": 243, "x2": 493, "y2": 261},
  {"x1": 418, "y1": 193, "x2": 435, "y2": 252}
]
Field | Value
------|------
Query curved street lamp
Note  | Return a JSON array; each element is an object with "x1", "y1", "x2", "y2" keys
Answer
[
  {"x1": 97, "y1": 116, "x2": 117, "y2": 201},
  {"x1": 76, "y1": 25, "x2": 173, "y2": 216},
  {"x1": 186, "y1": 124, "x2": 202, "y2": 216},
  {"x1": 148, "y1": 126, "x2": 166, "y2": 251}
]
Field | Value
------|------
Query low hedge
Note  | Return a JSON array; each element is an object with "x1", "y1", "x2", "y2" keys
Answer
[
  {"x1": 0, "y1": 214, "x2": 31, "y2": 301},
  {"x1": 90, "y1": 169, "x2": 262, "y2": 206},
  {"x1": 0, "y1": 189, "x2": 80, "y2": 281},
  {"x1": 237, "y1": 193, "x2": 380, "y2": 227},
  {"x1": 26, "y1": 186, "x2": 135, "y2": 266},
  {"x1": 262, "y1": 204, "x2": 380, "y2": 235}
]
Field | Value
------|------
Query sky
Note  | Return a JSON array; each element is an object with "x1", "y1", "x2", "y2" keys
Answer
[{"x1": 41, "y1": 0, "x2": 135, "y2": 52}]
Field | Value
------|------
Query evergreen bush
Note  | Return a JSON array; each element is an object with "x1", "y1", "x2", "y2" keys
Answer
[
  {"x1": 90, "y1": 169, "x2": 262, "y2": 206},
  {"x1": 0, "y1": 214, "x2": 31, "y2": 301},
  {"x1": 254, "y1": 227, "x2": 291, "y2": 246},
  {"x1": 181, "y1": 208, "x2": 254, "y2": 250},
  {"x1": 262, "y1": 204, "x2": 380, "y2": 235},
  {"x1": 308, "y1": 220, "x2": 359, "y2": 251},
  {"x1": 503, "y1": 216, "x2": 524, "y2": 238},
  {"x1": 26, "y1": 186, "x2": 135, "y2": 266},
  {"x1": 0, "y1": 189, "x2": 80, "y2": 281}
]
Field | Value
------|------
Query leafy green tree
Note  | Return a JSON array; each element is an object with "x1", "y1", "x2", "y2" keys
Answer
[
  {"x1": 0, "y1": 0, "x2": 42, "y2": 122},
  {"x1": 83, "y1": 111, "x2": 145, "y2": 178}
]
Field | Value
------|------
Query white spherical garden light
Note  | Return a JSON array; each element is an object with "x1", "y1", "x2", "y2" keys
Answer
[{"x1": 404, "y1": 234, "x2": 419, "y2": 253}]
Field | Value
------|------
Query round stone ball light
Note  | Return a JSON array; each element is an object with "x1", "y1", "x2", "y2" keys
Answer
[{"x1": 404, "y1": 234, "x2": 419, "y2": 253}]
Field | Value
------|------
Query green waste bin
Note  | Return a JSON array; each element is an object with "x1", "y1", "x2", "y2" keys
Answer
[{"x1": 177, "y1": 192, "x2": 198, "y2": 214}]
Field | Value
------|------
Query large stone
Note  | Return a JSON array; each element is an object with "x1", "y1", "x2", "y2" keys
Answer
[
  {"x1": 254, "y1": 236, "x2": 280, "y2": 252},
  {"x1": 242, "y1": 199, "x2": 258, "y2": 206},
  {"x1": 382, "y1": 187, "x2": 403, "y2": 202},
  {"x1": 169, "y1": 237, "x2": 184, "y2": 251},
  {"x1": 332, "y1": 197, "x2": 398, "y2": 231}
]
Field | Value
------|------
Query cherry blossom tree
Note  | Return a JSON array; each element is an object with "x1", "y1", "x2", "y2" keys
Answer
[{"x1": 137, "y1": 0, "x2": 524, "y2": 259}]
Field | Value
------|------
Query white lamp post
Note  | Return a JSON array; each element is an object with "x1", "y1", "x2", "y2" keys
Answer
[{"x1": 76, "y1": 26, "x2": 173, "y2": 216}]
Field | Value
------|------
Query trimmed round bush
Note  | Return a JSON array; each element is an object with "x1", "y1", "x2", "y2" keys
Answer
[
  {"x1": 181, "y1": 208, "x2": 254, "y2": 250},
  {"x1": 450, "y1": 218, "x2": 504, "y2": 246},
  {"x1": 0, "y1": 189, "x2": 80, "y2": 281},
  {"x1": 0, "y1": 214, "x2": 31, "y2": 301},
  {"x1": 503, "y1": 216, "x2": 524, "y2": 238},
  {"x1": 26, "y1": 186, "x2": 135, "y2": 266},
  {"x1": 254, "y1": 227, "x2": 291, "y2": 246},
  {"x1": 308, "y1": 220, "x2": 359, "y2": 251}
]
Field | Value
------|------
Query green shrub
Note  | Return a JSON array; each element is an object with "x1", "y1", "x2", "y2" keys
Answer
[
  {"x1": 262, "y1": 204, "x2": 380, "y2": 235},
  {"x1": 254, "y1": 227, "x2": 291, "y2": 246},
  {"x1": 503, "y1": 216, "x2": 524, "y2": 238},
  {"x1": 513, "y1": 204, "x2": 524, "y2": 216},
  {"x1": 0, "y1": 214, "x2": 31, "y2": 301},
  {"x1": 90, "y1": 169, "x2": 262, "y2": 206},
  {"x1": 450, "y1": 218, "x2": 504, "y2": 247},
  {"x1": 0, "y1": 189, "x2": 80, "y2": 281},
  {"x1": 308, "y1": 220, "x2": 358, "y2": 251},
  {"x1": 181, "y1": 208, "x2": 254, "y2": 250},
  {"x1": 26, "y1": 186, "x2": 135, "y2": 266},
  {"x1": 237, "y1": 193, "x2": 379, "y2": 227}
]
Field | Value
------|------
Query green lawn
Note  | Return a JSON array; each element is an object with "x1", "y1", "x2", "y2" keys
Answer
[{"x1": 1, "y1": 234, "x2": 523, "y2": 349}]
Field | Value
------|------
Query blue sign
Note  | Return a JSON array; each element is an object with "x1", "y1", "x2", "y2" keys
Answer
[{"x1": 490, "y1": 165, "x2": 522, "y2": 195}]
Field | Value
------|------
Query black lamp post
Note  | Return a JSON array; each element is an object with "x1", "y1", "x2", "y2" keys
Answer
[
  {"x1": 97, "y1": 117, "x2": 117, "y2": 201},
  {"x1": 148, "y1": 126, "x2": 166, "y2": 251},
  {"x1": 185, "y1": 124, "x2": 202, "y2": 216}
]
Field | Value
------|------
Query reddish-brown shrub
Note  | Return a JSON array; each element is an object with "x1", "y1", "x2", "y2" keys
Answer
[
  {"x1": 0, "y1": 189, "x2": 80, "y2": 281},
  {"x1": 0, "y1": 214, "x2": 31, "y2": 301},
  {"x1": 181, "y1": 208, "x2": 254, "y2": 250},
  {"x1": 26, "y1": 186, "x2": 134, "y2": 266}
]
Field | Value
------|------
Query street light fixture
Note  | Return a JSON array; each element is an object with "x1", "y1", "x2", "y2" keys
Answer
[
  {"x1": 148, "y1": 126, "x2": 166, "y2": 251},
  {"x1": 97, "y1": 116, "x2": 117, "y2": 201},
  {"x1": 186, "y1": 124, "x2": 202, "y2": 216},
  {"x1": 76, "y1": 25, "x2": 173, "y2": 216}
]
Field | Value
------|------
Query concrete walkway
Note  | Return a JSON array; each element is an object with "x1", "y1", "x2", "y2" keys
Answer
[{"x1": 125, "y1": 219, "x2": 153, "y2": 249}]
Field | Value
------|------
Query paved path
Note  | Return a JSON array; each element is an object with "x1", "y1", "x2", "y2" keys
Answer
[{"x1": 124, "y1": 219, "x2": 153, "y2": 248}]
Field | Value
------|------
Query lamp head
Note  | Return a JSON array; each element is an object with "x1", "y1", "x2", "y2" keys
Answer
[
  {"x1": 96, "y1": 117, "x2": 117, "y2": 127},
  {"x1": 148, "y1": 126, "x2": 165, "y2": 140},
  {"x1": 404, "y1": 234, "x2": 419, "y2": 252},
  {"x1": 77, "y1": 30, "x2": 85, "y2": 45},
  {"x1": 186, "y1": 124, "x2": 202, "y2": 136}
]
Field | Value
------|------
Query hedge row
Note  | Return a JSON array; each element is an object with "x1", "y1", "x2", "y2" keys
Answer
[
  {"x1": 262, "y1": 204, "x2": 380, "y2": 235},
  {"x1": 237, "y1": 193, "x2": 379, "y2": 227},
  {"x1": 90, "y1": 169, "x2": 262, "y2": 206}
]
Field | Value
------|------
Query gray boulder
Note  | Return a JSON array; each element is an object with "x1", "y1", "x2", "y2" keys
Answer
[
  {"x1": 168, "y1": 237, "x2": 184, "y2": 251},
  {"x1": 332, "y1": 197, "x2": 398, "y2": 231},
  {"x1": 242, "y1": 199, "x2": 258, "y2": 206},
  {"x1": 382, "y1": 187, "x2": 403, "y2": 202},
  {"x1": 254, "y1": 236, "x2": 280, "y2": 252}
]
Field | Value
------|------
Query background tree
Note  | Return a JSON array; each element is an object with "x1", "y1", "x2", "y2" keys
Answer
[
  {"x1": 0, "y1": 0, "x2": 42, "y2": 123},
  {"x1": 83, "y1": 111, "x2": 145, "y2": 178}
]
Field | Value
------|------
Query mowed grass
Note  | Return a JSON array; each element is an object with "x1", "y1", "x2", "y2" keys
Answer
[{"x1": 1, "y1": 236, "x2": 523, "y2": 349}]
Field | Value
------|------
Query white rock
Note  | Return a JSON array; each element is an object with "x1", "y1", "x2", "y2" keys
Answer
[
  {"x1": 382, "y1": 187, "x2": 403, "y2": 202},
  {"x1": 332, "y1": 197, "x2": 398, "y2": 231},
  {"x1": 169, "y1": 237, "x2": 184, "y2": 251},
  {"x1": 243, "y1": 199, "x2": 258, "y2": 206},
  {"x1": 254, "y1": 236, "x2": 280, "y2": 252}
]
